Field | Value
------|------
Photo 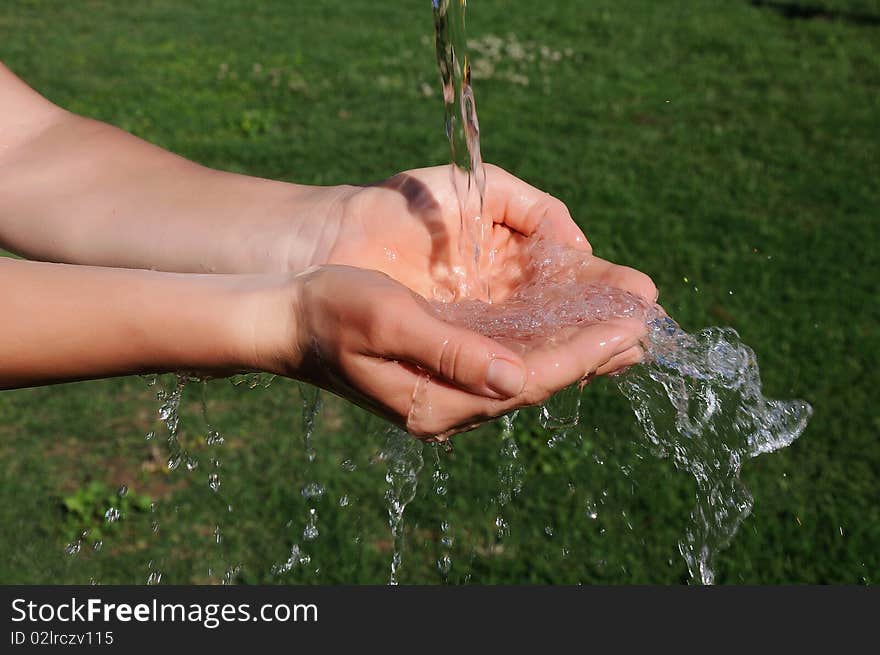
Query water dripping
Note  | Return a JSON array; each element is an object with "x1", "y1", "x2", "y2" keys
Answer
[
  {"x1": 432, "y1": 0, "x2": 490, "y2": 300},
  {"x1": 432, "y1": 444, "x2": 454, "y2": 580},
  {"x1": 495, "y1": 412, "x2": 523, "y2": 540},
  {"x1": 271, "y1": 544, "x2": 312, "y2": 576},
  {"x1": 383, "y1": 428, "x2": 425, "y2": 585},
  {"x1": 433, "y1": 235, "x2": 812, "y2": 582},
  {"x1": 301, "y1": 482, "x2": 325, "y2": 500},
  {"x1": 303, "y1": 509, "x2": 319, "y2": 541}
]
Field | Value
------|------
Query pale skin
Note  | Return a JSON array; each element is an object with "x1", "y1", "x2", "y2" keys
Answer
[{"x1": 0, "y1": 62, "x2": 657, "y2": 438}]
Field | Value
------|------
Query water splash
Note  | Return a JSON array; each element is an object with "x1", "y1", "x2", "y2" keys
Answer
[
  {"x1": 619, "y1": 320, "x2": 812, "y2": 583},
  {"x1": 433, "y1": 236, "x2": 812, "y2": 582},
  {"x1": 431, "y1": 237, "x2": 649, "y2": 343}
]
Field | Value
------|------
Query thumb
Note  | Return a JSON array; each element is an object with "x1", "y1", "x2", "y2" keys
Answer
[{"x1": 383, "y1": 304, "x2": 527, "y2": 400}]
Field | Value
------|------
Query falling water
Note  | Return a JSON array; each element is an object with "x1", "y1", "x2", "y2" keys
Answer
[
  {"x1": 382, "y1": 428, "x2": 425, "y2": 585},
  {"x1": 270, "y1": 382, "x2": 325, "y2": 579},
  {"x1": 426, "y1": 0, "x2": 813, "y2": 583},
  {"x1": 432, "y1": 237, "x2": 813, "y2": 583},
  {"x1": 59, "y1": 2, "x2": 812, "y2": 587},
  {"x1": 431, "y1": 444, "x2": 455, "y2": 580},
  {"x1": 432, "y1": 0, "x2": 490, "y2": 301},
  {"x1": 494, "y1": 412, "x2": 523, "y2": 540}
]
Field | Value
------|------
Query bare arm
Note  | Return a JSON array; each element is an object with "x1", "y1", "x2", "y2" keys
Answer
[
  {"x1": 0, "y1": 257, "x2": 270, "y2": 389},
  {"x1": 0, "y1": 62, "x2": 341, "y2": 275}
]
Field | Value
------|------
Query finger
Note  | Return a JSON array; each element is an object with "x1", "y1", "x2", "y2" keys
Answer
[
  {"x1": 482, "y1": 164, "x2": 591, "y2": 252},
  {"x1": 518, "y1": 318, "x2": 647, "y2": 402},
  {"x1": 348, "y1": 357, "x2": 499, "y2": 438},
  {"x1": 405, "y1": 317, "x2": 647, "y2": 436},
  {"x1": 427, "y1": 317, "x2": 647, "y2": 422},
  {"x1": 594, "y1": 344, "x2": 644, "y2": 376},
  {"x1": 378, "y1": 300, "x2": 528, "y2": 400},
  {"x1": 583, "y1": 257, "x2": 659, "y2": 303},
  {"x1": 356, "y1": 316, "x2": 647, "y2": 439}
]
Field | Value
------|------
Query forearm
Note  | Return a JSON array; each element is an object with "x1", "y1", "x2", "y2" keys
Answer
[
  {"x1": 0, "y1": 62, "x2": 341, "y2": 275},
  {"x1": 0, "y1": 257, "x2": 277, "y2": 389}
]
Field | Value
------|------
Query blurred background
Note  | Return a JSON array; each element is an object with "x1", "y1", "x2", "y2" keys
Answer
[{"x1": 0, "y1": 0, "x2": 877, "y2": 584}]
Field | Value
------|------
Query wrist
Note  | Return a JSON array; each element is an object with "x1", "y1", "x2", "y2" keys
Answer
[
  {"x1": 272, "y1": 184, "x2": 358, "y2": 275},
  {"x1": 135, "y1": 272, "x2": 277, "y2": 378},
  {"x1": 234, "y1": 271, "x2": 306, "y2": 379}
]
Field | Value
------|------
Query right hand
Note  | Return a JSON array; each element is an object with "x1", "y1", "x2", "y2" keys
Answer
[{"x1": 252, "y1": 265, "x2": 646, "y2": 439}]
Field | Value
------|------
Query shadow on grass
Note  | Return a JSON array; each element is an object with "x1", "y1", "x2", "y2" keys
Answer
[{"x1": 749, "y1": 0, "x2": 880, "y2": 25}]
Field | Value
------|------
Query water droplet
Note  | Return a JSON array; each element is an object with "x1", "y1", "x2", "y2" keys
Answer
[
  {"x1": 303, "y1": 508, "x2": 319, "y2": 541},
  {"x1": 437, "y1": 554, "x2": 452, "y2": 575},
  {"x1": 585, "y1": 501, "x2": 599, "y2": 520},
  {"x1": 300, "y1": 482, "x2": 325, "y2": 500},
  {"x1": 272, "y1": 544, "x2": 312, "y2": 575}
]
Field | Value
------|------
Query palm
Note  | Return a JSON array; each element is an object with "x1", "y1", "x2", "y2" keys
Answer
[
  {"x1": 325, "y1": 164, "x2": 656, "y2": 305},
  {"x1": 308, "y1": 163, "x2": 658, "y2": 437}
]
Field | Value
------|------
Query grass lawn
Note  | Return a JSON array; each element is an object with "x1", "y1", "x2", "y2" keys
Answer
[{"x1": 0, "y1": 0, "x2": 877, "y2": 584}]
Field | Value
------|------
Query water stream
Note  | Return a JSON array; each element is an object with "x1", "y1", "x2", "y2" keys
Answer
[{"x1": 432, "y1": 0, "x2": 490, "y2": 301}]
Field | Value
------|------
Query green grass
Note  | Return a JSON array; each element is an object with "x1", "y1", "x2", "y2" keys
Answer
[{"x1": 1, "y1": 0, "x2": 878, "y2": 584}]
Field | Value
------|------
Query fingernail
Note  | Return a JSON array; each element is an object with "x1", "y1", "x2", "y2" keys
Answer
[{"x1": 487, "y1": 358, "x2": 526, "y2": 397}]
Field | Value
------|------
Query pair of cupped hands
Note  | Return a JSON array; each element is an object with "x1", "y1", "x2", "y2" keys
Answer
[{"x1": 262, "y1": 164, "x2": 656, "y2": 439}]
